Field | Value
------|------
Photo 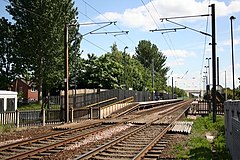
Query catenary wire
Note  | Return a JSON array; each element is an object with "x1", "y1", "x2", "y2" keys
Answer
[{"x1": 81, "y1": 0, "x2": 135, "y2": 47}]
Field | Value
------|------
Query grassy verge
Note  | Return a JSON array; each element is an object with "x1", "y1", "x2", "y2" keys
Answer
[
  {"x1": 18, "y1": 102, "x2": 42, "y2": 111},
  {"x1": 18, "y1": 102, "x2": 60, "y2": 110},
  {"x1": 0, "y1": 124, "x2": 16, "y2": 133},
  {"x1": 173, "y1": 114, "x2": 231, "y2": 160}
]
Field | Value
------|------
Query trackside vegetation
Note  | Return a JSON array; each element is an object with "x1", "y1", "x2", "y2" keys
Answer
[{"x1": 173, "y1": 114, "x2": 231, "y2": 159}]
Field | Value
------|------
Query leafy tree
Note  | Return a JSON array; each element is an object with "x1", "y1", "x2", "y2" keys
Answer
[
  {"x1": 77, "y1": 53, "x2": 100, "y2": 88},
  {"x1": 225, "y1": 88, "x2": 233, "y2": 100},
  {"x1": 236, "y1": 86, "x2": 240, "y2": 100},
  {"x1": 0, "y1": 17, "x2": 15, "y2": 90},
  {"x1": 135, "y1": 40, "x2": 169, "y2": 92},
  {"x1": 6, "y1": 0, "x2": 78, "y2": 101},
  {"x1": 76, "y1": 43, "x2": 146, "y2": 91}
]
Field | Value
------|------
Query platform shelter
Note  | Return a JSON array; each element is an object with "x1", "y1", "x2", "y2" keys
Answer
[{"x1": 0, "y1": 90, "x2": 18, "y2": 112}]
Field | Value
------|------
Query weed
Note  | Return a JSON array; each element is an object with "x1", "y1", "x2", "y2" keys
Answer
[
  {"x1": 174, "y1": 114, "x2": 231, "y2": 159},
  {"x1": 0, "y1": 124, "x2": 16, "y2": 133}
]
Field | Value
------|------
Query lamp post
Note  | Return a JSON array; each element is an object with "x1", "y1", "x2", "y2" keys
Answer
[
  {"x1": 203, "y1": 72, "x2": 208, "y2": 85},
  {"x1": 123, "y1": 46, "x2": 128, "y2": 99},
  {"x1": 203, "y1": 76, "x2": 207, "y2": 93},
  {"x1": 230, "y1": 16, "x2": 236, "y2": 100}
]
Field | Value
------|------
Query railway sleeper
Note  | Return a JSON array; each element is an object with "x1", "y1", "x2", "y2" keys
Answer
[
  {"x1": 37, "y1": 140, "x2": 52, "y2": 144},
  {"x1": 105, "y1": 149, "x2": 139, "y2": 154},
  {"x1": 51, "y1": 137, "x2": 67, "y2": 140},
  {"x1": 122, "y1": 140, "x2": 151, "y2": 145},
  {"x1": 90, "y1": 155, "x2": 129, "y2": 160},
  {"x1": 147, "y1": 150, "x2": 163, "y2": 154},
  {"x1": 144, "y1": 153, "x2": 161, "y2": 159},
  {"x1": 129, "y1": 136, "x2": 154, "y2": 140},
  {"x1": 152, "y1": 146, "x2": 165, "y2": 150},
  {"x1": 116, "y1": 143, "x2": 145, "y2": 147},
  {"x1": 96, "y1": 151, "x2": 135, "y2": 158},
  {"x1": 30, "y1": 143, "x2": 47, "y2": 147},
  {"x1": 18, "y1": 145, "x2": 38, "y2": 150},
  {"x1": 111, "y1": 145, "x2": 142, "y2": 150},
  {"x1": 6, "y1": 148, "x2": 25, "y2": 152}
]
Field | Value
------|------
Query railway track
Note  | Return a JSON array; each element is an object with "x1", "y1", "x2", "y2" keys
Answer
[
  {"x1": 0, "y1": 100, "x2": 191, "y2": 160},
  {"x1": 74, "y1": 100, "x2": 191, "y2": 160}
]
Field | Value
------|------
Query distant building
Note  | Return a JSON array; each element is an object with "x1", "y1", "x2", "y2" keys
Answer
[{"x1": 11, "y1": 78, "x2": 38, "y2": 102}]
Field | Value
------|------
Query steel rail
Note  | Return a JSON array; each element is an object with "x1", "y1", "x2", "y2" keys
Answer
[
  {"x1": 74, "y1": 100, "x2": 191, "y2": 160},
  {"x1": 133, "y1": 102, "x2": 190, "y2": 159},
  {"x1": 0, "y1": 100, "x2": 188, "y2": 160},
  {"x1": 0, "y1": 97, "x2": 136, "y2": 152},
  {"x1": 0, "y1": 122, "x2": 103, "y2": 151}
]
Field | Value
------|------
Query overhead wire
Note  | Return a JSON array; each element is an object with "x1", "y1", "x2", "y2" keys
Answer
[
  {"x1": 141, "y1": 0, "x2": 160, "y2": 29},
  {"x1": 80, "y1": 1, "x2": 127, "y2": 46},
  {"x1": 83, "y1": 37, "x2": 109, "y2": 53},
  {"x1": 81, "y1": 0, "x2": 135, "y2": 47},
  {"x1": 3, "y1": 0, "x2": 109, "y2": 55},
  {"x1": 199, "y1": 0, "x2": 211, "y2": 90},
  {"x1": 149, "y1": 0, "x2": 185, "y2": 73}
]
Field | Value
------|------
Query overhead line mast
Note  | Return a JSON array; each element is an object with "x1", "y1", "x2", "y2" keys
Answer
[{"x1": 152, "y1": 5, "x2": 217, "y2": 122}]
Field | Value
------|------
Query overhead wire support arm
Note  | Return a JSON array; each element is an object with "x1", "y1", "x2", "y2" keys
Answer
[
  {"x1": 81, "y1": 22, "x2": 116, "y2": 36},
  {"x1": 160, "y1": 14, "x2": 210, "y2": 20},
  {"x1": 90, "y1": 31, "x2": 129, "y2": 35},
  {"x1": 164, "y1": 19, "x2": 212, "y2": 37},
  {"x1": 79, "y1": 21, "x2": 117, "y2": 26},
  {"x1": 150, "y1": 27, "x2": 186, "y2": 32}
]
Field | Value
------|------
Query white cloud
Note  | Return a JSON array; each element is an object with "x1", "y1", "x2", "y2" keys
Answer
[
  {"x1": 222, "y1": 39, "x2": 240, "y2": 46},
  {"x1": 96, "y1": 0, "x2": 240, "y2": 31},
  {"x1": 163, "y1": 49, "x2": 196, "y2": 57}
]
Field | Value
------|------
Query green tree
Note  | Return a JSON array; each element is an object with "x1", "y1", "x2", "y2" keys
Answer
[
  {"x1": 135, "y1": 40, "x2": 169, "y2": 92},
  {"x1": 0, "y1": 17, "x2": 15, "y2": 90},
  {"x1": 77, "y1": 53, "x2": 100, "y2": 88},
  {"x1": 6, "y1": 0, "x2": 78, "y2": 101},
  {"x1": 76, "y1": 43, "x2": 146, "y2": 91}
]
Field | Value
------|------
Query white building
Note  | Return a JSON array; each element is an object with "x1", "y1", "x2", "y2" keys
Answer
[{"x1": 0, "y1": 90, "x2": 18, "y2": 112}]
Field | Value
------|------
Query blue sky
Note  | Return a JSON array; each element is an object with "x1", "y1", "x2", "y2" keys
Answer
[{"x1": 1, "y1": 0, "x2": 240, "y2": 91}]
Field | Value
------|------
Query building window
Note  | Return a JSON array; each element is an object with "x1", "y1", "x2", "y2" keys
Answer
[
  {"x1": 7, "y1": 98, "x2": 15, "y2": 111},
  {"x1": 31, "y1": 86, "x2": 36, "y2": 92}
]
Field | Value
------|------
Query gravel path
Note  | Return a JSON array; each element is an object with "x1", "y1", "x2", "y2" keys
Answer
[{"x1": 0, "y1": 125, "x2": 55, "y2": 146}]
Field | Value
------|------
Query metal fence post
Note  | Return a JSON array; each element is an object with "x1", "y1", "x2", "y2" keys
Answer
[
  {"x1": 70, "y1": 107, "x2": 74, "y2": 123},
  {"x1": 16, "y1": 110, "x2": 19, "y2": 128},
  {"x1": 89, "y1": 107, "x2": 92, "y2": 119}
]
